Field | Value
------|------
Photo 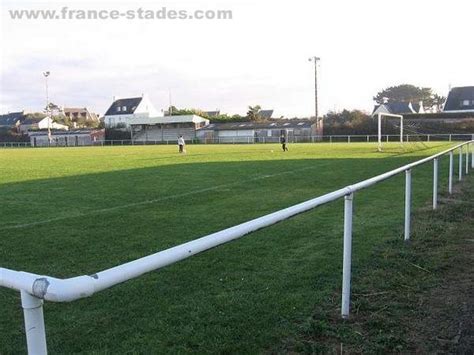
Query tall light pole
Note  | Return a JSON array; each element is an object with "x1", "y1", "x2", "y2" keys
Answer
[
  {"x1": 43, "y1": 71, "x2": 51, "y2": 143},
  {"x1": 308, "y1": 56, "x2": 322, "y2": 136}
]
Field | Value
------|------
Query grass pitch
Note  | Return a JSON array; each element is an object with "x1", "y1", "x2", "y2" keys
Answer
[{"x1": 0, "y1": 142, "x2": 461, "y2": 353}]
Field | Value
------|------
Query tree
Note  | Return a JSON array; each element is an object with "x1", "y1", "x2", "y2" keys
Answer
[
  {"x1": 246, "y1": 105, "x2": 262, "y2": 121},
  {"x1": 373, "y1": 84, "x2": 443, "y2": 107},
  {"x1": 323, "y1": 110, "x2": 379, "y2": 135},
  {"x1": 431, "y1": 93, "x2": 447, "y2": 112}
]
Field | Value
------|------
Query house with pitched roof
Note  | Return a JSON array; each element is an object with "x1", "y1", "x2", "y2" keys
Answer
[
  {"x1": 258, "y1": 109, "x2": 274, "y2": 120},
  {"x1": 372, "y1": 102, "x2": 424, "y2": 116},
  {"x1": 63, "y1": 107, "x2": 100, "y2": 126},
  {"x1": 0, "y1": 111, "x2": 26, "y2": 131},
  {"x1": 104, "y1": 94, "x2": 160, "y2": 129},
  {"x1": 443, "y1": 86, "x2": 474, "y2": 112}
]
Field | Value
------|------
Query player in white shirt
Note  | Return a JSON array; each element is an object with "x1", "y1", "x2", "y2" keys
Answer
[{"x1": 178, "y1": 135, "x2": 185, "y2": 153}]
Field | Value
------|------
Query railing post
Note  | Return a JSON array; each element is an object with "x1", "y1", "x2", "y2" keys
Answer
[
  {"x1": 341, "y1": 193, "x2": 353, "y2": 319},
  {"x1": 459, "y1": 147, "x2": 463, "y2": 181},
  {"x1": 466, "y1": 145, "x2": 469, "y2": 174},
  {"x1": 427, "y1": 134, "x2": 430, "y2": 142},
  {"x1": 433, "y1": 158, "x2": 438, "y2": 210},
  {"x1": 21, "y1": 290, "x2": 47, "y2": 355},
  {"x1": 404, "y1": 169, "x2": 411, "y2": 241},
  {"x1": 347, "y1": 136, "x2": 350, "y2": 143},
  {"x1": 449, "y1": 151, "x2": 453, "y2": 194},
  {"x1": 330, "y1": 136, "x2": 332, "y2": 143},
  {"x1": 471, "y1": 143, "x2": 474, "y2": 169},
  {"x1": 366, "y1": 135, "x2": 369, "y2": 142},
  {"x1": 449, "y1": 134, "x2": 452, "y2": 142}
]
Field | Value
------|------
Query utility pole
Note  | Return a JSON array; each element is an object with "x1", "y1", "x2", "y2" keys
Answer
[
  {"x1": 168, "y1": 89, "x2": 172, "y2": 116},
  {"x1": 308, "y1": 56, "x2": 322, "y2": 137},
  {"x1": 43, "y1": 71, "x2": 51, "y2": 145}
]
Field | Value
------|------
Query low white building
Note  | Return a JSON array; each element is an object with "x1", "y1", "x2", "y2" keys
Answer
[
  {"x1": 197, "y1": 120, "x2": 318, "y2": 143},
  {"x1": 29, "y1": 129, "x2": 105, "y2": 147},
  {"x1": 104, "y1": 95, "x2": 160, "y2": 129}
]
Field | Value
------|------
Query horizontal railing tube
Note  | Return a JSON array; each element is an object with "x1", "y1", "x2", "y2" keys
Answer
[{"x1": 0, "y1": 186, "x2": 353, "y2": 301}]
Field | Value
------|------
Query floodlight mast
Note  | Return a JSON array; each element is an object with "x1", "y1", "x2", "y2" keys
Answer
[
  {"x1": 377, "y1": 113, "x2": 403, "y2": 152},
  {"x1": 43, "y1": 71, "x2": 51, "y2": 143},
  {"x1": 308, "y1": 56, "x2": 321, "y2": 135}
]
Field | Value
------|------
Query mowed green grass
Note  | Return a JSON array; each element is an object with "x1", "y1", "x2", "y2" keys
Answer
[{"x1": 0, "y1": 142, "x2": 461, "y2": 353}]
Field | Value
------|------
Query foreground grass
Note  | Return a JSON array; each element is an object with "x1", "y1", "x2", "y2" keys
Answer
[
  {"x1": 0, "y1": 142, "x2": 464, "y2": 353},
  {"x1": 276, "y1": 173, "x2": 474, "y2": 353}
]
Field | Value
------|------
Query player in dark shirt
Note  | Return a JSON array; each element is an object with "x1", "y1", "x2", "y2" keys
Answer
[{"x1": 280, "y1": 135, "x2": 288, "y2": 152}]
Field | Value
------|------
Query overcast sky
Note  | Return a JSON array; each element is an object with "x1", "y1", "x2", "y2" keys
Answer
[{"x1": 1, "y1": 0, "x2": 473, "y2": 117}]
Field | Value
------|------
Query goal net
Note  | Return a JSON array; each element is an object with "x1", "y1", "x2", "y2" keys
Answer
[{"x1": 377, "y1": 113, "x2": 403, "y2": 152}]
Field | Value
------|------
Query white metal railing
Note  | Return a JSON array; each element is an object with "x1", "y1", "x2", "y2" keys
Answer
[
  {"x1": 1, "y1": 133, "x2": 474, "y2": 148},
  {"x1": 0, "y1": 141, "x2": 31, "y2": 148},
  {"x1": 1, "y1": 141, "x2": 473, "y2": 354}
]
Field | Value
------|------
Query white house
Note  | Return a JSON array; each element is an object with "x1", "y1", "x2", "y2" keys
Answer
[
  {"x1": 19, "y1": 117, "x2": 69, "y2": 133},
  {"x1": 104, "y1": 94, "x2": 160, "y2": 129}
]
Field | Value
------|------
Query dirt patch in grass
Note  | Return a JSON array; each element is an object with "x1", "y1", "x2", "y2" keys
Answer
[{"x1": 275, "y1": 175, "x2": 474, "y2": 354}]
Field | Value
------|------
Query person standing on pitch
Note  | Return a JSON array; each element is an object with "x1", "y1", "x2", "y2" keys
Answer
[
  {"x1": 177, "y1": 135, "x2": 185, "y2": 153},
  {"x1": 280, "y1": 134, "x2": 288, "y2": 152}
]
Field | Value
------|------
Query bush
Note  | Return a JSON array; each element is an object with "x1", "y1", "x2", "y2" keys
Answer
[{"x1": 105, "y1": 128, "x2": 131, "y2": 140}]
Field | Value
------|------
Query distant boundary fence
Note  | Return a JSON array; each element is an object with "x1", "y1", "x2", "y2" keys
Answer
[
  {"x1": 1, "y1": 133, "x2": 474, "y2": 148},
  {"x1": 1, "y1": 140, "x2": 473, "y2": 354}
]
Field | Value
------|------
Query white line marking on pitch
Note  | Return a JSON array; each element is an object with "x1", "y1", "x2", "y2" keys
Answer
[{"x1": 0, "y1": 166, "x2": 317, "y2": 231}]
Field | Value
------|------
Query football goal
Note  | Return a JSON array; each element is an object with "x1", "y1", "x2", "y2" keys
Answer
[{"x1": 377, "y1": 113, "x2": 403, "y2": 152}]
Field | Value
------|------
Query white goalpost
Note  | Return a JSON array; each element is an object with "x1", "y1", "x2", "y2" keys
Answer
[{"x1": 377, "y1": 112, "x2": 403, "y2": 152}]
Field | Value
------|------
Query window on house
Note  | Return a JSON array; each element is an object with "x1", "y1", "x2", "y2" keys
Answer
[
  {"x1": 122, "y1": 106, "x2": 127, "y2": 111},
  {"x1": 462, "y1": 100, "x2": 470, "y2": 106},
  {"x1": 117, "y1": 106, "x2": 121, "y2": 112}
]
